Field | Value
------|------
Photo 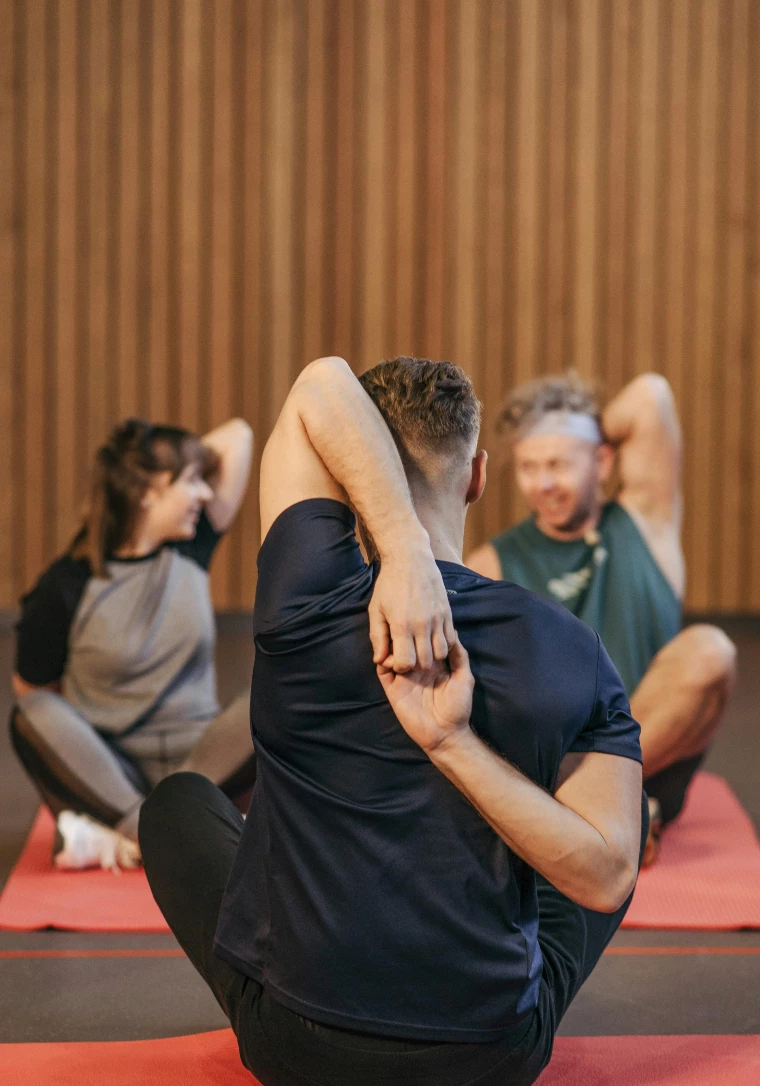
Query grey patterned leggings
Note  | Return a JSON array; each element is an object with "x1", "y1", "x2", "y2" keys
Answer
[{"x1": 10, "y1": 689, "x2": 256, "y2": 841}]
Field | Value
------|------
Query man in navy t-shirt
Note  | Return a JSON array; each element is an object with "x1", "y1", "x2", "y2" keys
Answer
[{"x1": 140, "y1": 356, "x2": 645, "y2": 1086}]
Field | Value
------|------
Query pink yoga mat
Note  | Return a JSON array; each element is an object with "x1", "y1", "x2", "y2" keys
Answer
[
  {"x1": 0, "y1": 809, "x2": 169, "y2": 932},
  {"x1": 2, "y1": 1030, "x2": 759, "y2": 1086},
  {"x1": 2, "y1": 772, "x2": 759, "y2": 932},
  {"x1": 622, "y1": 772, "x2": 760, "y2": 930}
]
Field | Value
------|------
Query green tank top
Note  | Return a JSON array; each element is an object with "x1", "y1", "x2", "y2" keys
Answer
[{"x1": 490, "y1": 501, "x2": 681, "y2": 695}]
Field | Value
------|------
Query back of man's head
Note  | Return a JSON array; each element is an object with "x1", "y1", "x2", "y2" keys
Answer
[{"x1": 359, "y1": 357, "x2": 482, "y2": 486}]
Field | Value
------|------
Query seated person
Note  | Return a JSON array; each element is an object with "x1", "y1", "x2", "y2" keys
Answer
[
  {"x1": 468, "y1": 373, "x2": 736, "y2": 862},
  {"x1": 138, "y1": 356, "x2": 645, "y2": 1086},
  {"x1": 11, "y1": 417, "x2": 256, "y2": 871}
]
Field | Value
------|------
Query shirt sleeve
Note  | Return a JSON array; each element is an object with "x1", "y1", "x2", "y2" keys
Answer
[
  {"x1": 15, "y1": 557, "x2": 90, "y2": 686},
  {"x1": 174, "y1": 509, "x2": 223, "y2": 571},
  {"x1": 253, "y1": 498, "x2": 371, "y2": 637},
  {"x1": 567, "y1": 635, "x2": 643, "y2": 763}
]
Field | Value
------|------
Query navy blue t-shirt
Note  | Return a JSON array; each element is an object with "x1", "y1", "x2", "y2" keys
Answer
[{"x1": 214, "y1": 499, "x2": 641, "y2": 1042}]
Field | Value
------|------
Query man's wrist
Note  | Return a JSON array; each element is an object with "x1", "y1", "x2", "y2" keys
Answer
[
  {"x1": 374, "y1": 519, "x2": 432, "y2": 564},
  {"x1": 426, "y1": 722, "x2": 479, "y2": 767}
]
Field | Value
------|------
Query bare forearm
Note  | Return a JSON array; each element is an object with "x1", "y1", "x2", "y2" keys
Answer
[
  {"x1": 200, "y1": 418, "x2": 254, "y2": 531},
  {"x1": 200, "y1": 417, "x2": 252, "y2": 457},
  {"x1": 294, "y1": 357, "x2": 428, "y2": 558},
  {"x1": 429, "y1": 728, "x2": 633, "y2": 911}
]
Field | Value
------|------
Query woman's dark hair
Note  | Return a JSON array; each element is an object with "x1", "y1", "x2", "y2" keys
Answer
[{"x1": 70, "y1": 419, "x2": 219, "y2": 577}]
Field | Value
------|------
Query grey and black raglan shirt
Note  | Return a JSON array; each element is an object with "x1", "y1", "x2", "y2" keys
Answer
[{"x1": 15, "y1": 512, "x2": 223, "y2": 738}]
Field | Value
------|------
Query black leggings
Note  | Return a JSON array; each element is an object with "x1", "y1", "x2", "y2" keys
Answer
[
  {"x1": 10, "y1": 693, "x2": 256, "y2": 839},
  {"x1": 139, "y1": 773, "x2": 648, "y2": 1086},
  {"x1": 644, "y1": 751, "x2": 707, "y2": 825}
]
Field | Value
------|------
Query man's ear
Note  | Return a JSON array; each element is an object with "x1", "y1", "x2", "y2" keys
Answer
[
  {"x1": 466, "y1": 450, "x2": 488, "y2": 506},
  {"x1": 596, "y1": 442, "x2": 615, "y2": 485}
]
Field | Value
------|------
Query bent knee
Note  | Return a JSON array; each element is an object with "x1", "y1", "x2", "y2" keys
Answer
[
  {"x1": 138, "y1": 772, "x2": 210, "y2": 842},
  {"x1": 676, "y1": 625, "x2": 737, "y2": 690}
]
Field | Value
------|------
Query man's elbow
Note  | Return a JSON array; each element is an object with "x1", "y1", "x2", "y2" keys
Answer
[
  {"x1": 589, "y1": 859, "x2": 638, "y2": 914},
  {"x1": 631, "y1": 373, "x2": 676, "y2": 419},
  {"x1": 229, "y1": 417, "x2": 254, "y2": 444},
  {"x1": 294, "y1": 356, "x2": 351, "y2": 390}
]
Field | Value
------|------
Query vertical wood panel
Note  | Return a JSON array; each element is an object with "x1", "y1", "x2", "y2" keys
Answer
[
  {"x1": 22, "y1": 0, "x2": 50, "y2": 588},
  {"x1": 481, "y1": 0, "x2": 508, "y2": 543},
  {"x1": 573, "y1": 0, "x2": 600, "y2": 380},
  {"x1": 718, "y1": 0, "x2": 749, "y2": 608},
  {"x1": 393, "y1": 0, "x2": 417, "y2": 354},
  {"x1": 604, "y1": 0, "x2": 632, "y2": 395},
  {"x1": 747, "y1": 0, "x2": 760, "y2": 608},
  {"x1": 514, "y1": 0, "x2": 539, "y2": 387},
  {"x1": 239, "y1": 0, "x2": 264, "y2": 606},
  {"x1": 0, "y1": 0, "x2": 15, "y2": 600},
  {"x1": 332, "y1": 0, "x2": 356, "y2": 361},
  {"x1": 362, "y1": 0, "x2": 388, "y2": 367},
  {"x1": 452, "y1": 0, "x2": 477, "y2": 377},
  {"x1": 178, "y1": 0, "x2": 201, "y2": 427},
  {"x1": 662, "y1": 0, "x2": 690, "y2": 414},
  {"x1": 498, "y1": 1, "x2": 521, "y2": 537},
  {"x1": 208, "y1": 0, "x2": 234, "y2": 610},
  {"x1": 4, "y1": 1, "x2": 760, "y2": 613},
  {"x1": 689, "y1": 0, "x2": 720, "y2": 610},
  {"x1": 509, "y1": 0, "x2": 540, "y2": 530},
  {"x1": 422, "y1": 0, "x2": 446, "y2": 360},
  {"x1": 116, "y1": 0, "x2": 141, "y2": 420},
  {"x1": 147, "y1": 0, "x2": 170, "y2": 423},
  {"x1": 267, "y1": 0, "x2": 295, "y2": 416},
  {"x1": 85, "y1": 0, "x2": 113, "y2": 469},
  {"x1": 633, "y1": 0, "x2": 659, "y2": 374},
  {"x1": 54, "y1": 0, "x2": 79, "y2": 553},
  {"x1": 302, "y1": 0, "x2": 326, "y2": 364},
  {"x1": 545, "y1": 1, "x2": 568, "y2": 377},
  {"x1": 453, "y1": 0, "x2": 480, "y2": 556}
]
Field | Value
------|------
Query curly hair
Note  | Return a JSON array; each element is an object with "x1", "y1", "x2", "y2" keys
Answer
[
  {"x1": 358, "y1": 357, "x2": 482, "y2": 463},
  {"x1": 495, "y1": 372, "x2": 602, "y2": 444}
]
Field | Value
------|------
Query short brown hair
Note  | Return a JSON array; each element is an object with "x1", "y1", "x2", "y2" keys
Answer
[
  {"x1": 495, "y1": 372, "x2": 601, "y2": 444},
  {"x1": 358, "y1": 357, "x2": 482, "y2": 463}
]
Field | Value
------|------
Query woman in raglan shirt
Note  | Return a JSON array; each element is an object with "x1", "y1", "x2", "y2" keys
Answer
[{"x1": 11, "y1": 417, "x2": 256, "y2": 872}]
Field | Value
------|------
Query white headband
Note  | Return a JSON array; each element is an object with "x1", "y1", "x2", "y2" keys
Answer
[{"x1": 520, "y1": 410, "x2": 602, "y2": 445}]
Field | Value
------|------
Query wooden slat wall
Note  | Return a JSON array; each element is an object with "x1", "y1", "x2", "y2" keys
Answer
[{"x1": 2, "y1": 0, "x2": 759, "y2": 612}]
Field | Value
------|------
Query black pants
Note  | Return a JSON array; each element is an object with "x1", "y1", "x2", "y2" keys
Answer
[
  {"x1": 139, "y1": 774, "x2": 648, "y2": 1086},
  {"x1": 644, "y1": 751, "x2": 707, "y2": 826}
]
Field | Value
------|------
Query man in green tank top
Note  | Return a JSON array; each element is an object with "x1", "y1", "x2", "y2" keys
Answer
[{"x1": 467, "y1": 373, "x2": 736, "y2": 865}]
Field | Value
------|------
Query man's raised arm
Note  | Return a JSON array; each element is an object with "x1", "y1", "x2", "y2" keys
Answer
[
  {"x1": 602, "y1": 374, "x2": 685, "y2": 596},
  {"x1": 260, "y1": 356, "x2": 456, "y2": 671}
]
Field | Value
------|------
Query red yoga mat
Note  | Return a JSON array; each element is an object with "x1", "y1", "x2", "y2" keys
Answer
[
  {"x1": 1, "y1": 1030, "x2": 759, "y2": 1086},
  {"x1": 622, "y1": 772, "x2": 760, "y2": 930},
  {"x1": 2, "y1": 772, "x2": 759, "y2": 933},
  {"x1": 0, "y1": 809, "x2": 169, "y2": 933}
]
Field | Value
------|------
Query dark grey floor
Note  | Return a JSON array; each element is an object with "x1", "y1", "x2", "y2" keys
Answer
[{"x1": 1, "y1": 616, "x2": 759, "y2": 1045}]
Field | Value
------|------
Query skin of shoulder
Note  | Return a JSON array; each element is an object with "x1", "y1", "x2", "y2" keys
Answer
[{"x1": 466, "y1": 542, "x2": 502, "y2": 580}]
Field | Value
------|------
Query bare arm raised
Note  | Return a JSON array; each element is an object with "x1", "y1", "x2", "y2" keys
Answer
[
  {"x1": 378, "y1": 645, "x2": 642, "y2": 913},
  {"x1": 603, "y1": 373, "x2": 684, "y2": 597},
  {"x1": 260, "y1": 357, "x2": 456, "y2": 671},
  {"x1": 201, "y1": 418, "x2": 254, "y2": 533}
]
